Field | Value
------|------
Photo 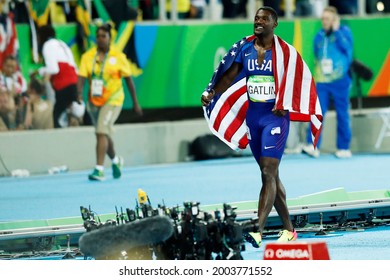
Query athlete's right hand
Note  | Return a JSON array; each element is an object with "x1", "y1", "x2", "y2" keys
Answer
[
  {"x1": 201, "y1": 90, "x2": 215, "y2": 106},
  {"x1": 272, "y1": 108, "x2": 288, "y2": 117}
]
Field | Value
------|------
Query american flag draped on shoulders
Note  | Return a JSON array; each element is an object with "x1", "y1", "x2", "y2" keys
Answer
[{"x1": 202, "y1": 34, "x2": 322, "y2": 151}]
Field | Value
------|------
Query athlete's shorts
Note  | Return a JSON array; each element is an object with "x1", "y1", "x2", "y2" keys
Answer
[
  {"x1": 87, "y1": 103, "x2": 122, "y2": 136},
  {"x1": 246, "y1": 102, "x2": 290, "y2": 161}
]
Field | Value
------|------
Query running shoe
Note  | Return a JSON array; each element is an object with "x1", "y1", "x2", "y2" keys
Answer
[
  {"x1": 88, "y1": 169, "x2": 105, "y2": 181},
  {"x1": 335, "y1": 149, "x2": 352, "y2": 159},
  {"x1": 277, "y1": 229, "x2": 298, "y2": 242},
  {"x1": 244, "y1": 232, "x2": 262, "y2": 248},
  {"x1": 112, "y1": 156, "x2": 124, "y2": 179},
  {"x1": 302, "y1": 144, "x2": 320, "y2": 158}
]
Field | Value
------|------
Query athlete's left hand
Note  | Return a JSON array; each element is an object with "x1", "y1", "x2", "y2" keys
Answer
[{"x1": 272, "y1": 108, "x2": 288, "y2": 117}]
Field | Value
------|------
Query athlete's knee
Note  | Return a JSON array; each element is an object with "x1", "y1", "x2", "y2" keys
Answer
[
  {"x1": 260, "y1": 165, "x2": 278, "y2": 183},
  {"x1": 259, "y1": 157, "x2": 279, "y2": 174}
]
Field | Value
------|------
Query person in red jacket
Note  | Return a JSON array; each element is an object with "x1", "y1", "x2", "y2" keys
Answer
[
  {"x1": 0, "y1": 0, "x2": 19, "y2": 67},
  {"x1": 36, "y1": 24, "x2": 80, "y2": 128}
]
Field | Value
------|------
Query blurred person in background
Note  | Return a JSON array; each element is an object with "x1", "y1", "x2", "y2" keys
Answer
[
  {"x1": 58, "y1": 99, "x2": 86, "y2": 127},
  {"x1": 222, "y1": 0, "x2": 247, "y2": 18},
  {"x1": 302, "y1": 6, "x2": 353, "y2": 159},
  {"x1": 166, "y1": 0, "x2": 191, "y2": 18},
  {"x1": 0, "y1": 0, "x2": 19, "y2": 67},
  {"x1": 77, "y1": 23, "x2": 143, "y2": 181},
  {"x1": 23, "y1": 76, "x2": 53, "y2": 130},
  {"x1": 0, "y1": 86, "x2": 13, "y2": 130},
  {"x1": 0, "y1": 55, "x2": 27, "y2": 128},
  {"x1": 294, "y1": 0, "x2": 313, "y2": 16},
  {"x1": 36, "y1": 24, "x2": 79, "y2": 128},
  {"x1": 189, "y1": 0, "x2": 207, "y2": 19},
  {"x1": 262, "y1": 0, "x2": 282, "y2": 16},
  {"x1": 139, "y1": 0, "x2": 159, "y2": 20},
  {"x1": 329, "y1": 0, "x2": 358, "y2": 15}
]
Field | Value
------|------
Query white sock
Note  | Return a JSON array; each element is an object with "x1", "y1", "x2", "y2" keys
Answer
[
  {"x1": 112, "y1": 156, "x2": 119, "y2": 164},
  {"x1": 95, "y1": 165, "x2": 104, "y2": 171}
]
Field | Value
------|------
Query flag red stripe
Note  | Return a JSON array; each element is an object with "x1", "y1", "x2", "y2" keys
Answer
[
  {"x1": 238, "y1": 135, "x2": 249, "y2": 149},
  {"x1": 290, "y1": 112, "x2": 310, "y2": 121},
  {"x1": 311, "y1": 118, "x2": 322, "y2": 148},
  {"x1": 224, "y1": 100, "x2": 248, "y2": 142},
  {"x1": 275, "y1": 38, "x2": 290, "y2": 107},
  {"x1": 309, "y1": 78, "x2": 317, "y2": 114},
  {"x1": 292, "y1": 56, "x2": 303, "y2": 112},
  {"x1": 212, "y1": 85, "x2": 246, "y2": 131}
]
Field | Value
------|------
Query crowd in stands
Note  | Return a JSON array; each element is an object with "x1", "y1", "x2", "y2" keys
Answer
[
  {"x1": 6, "y1": 0, "x2": 388, "y2": 24},
  {"x1": 0, "y1": 0, "x2": 388, "y2": 132}
]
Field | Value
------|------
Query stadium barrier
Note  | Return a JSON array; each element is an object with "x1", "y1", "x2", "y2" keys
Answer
[{"x1": 1, "y1": 108, "x2": 390, "y2": 176}]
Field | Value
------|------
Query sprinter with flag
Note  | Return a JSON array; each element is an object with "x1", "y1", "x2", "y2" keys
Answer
[{"x1": 201, "y1": 6, "x2": 322, "y2": 248}]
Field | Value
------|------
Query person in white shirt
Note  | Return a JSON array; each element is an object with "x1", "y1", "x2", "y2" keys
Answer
[
  {"x1": 35, "y1": 24, "x2": 80, "y2": 128},
  {"x1": 0, "y1": 55, "x2": 27, "y2": 128}
]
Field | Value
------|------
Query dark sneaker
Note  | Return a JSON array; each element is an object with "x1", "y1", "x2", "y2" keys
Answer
[
  {"x1": 112, "y1": 156, "x2": 124, "y2": 179},
  {"x1": 88, "y1": 169, "x2": 105, "y2": 181}
]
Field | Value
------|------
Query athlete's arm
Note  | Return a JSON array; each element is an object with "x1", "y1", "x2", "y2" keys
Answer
[
  {"x1": 38, "y1": 41, "x2": 60, "y2": 76},
  {"x1": 213, "y1": 62, "x2": 242, "y2": 93},
  {"x1": 201, "y1": 62, "x2": 243, "y2": 106}
]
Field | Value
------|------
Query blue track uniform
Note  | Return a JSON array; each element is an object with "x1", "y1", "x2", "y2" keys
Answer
[{"x1": 235, "y1": 42, "x2": 289, "y2": 161}]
